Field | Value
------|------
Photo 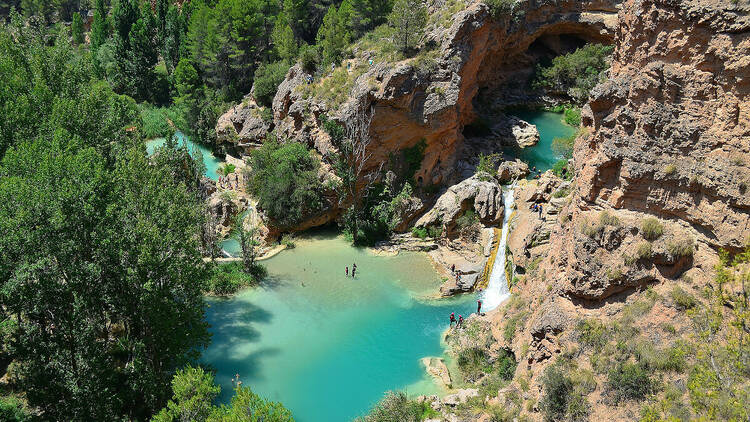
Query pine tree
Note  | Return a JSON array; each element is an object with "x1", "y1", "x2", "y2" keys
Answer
[
  {"x1": 71, "y1": 11, "x2": 84, "y2": 45},
  {"x1": 162, "y1": 5, "x2": 183, "y2": 74},
  {"x1": 316, "y1": 5, "x2": 349, "y2": 66},
  {"x1": 389, "y1": 0, "x2": 426, "y2": 53},
  {"x1": 272, "y1": 12, "x2": 297, "y2": 61}
]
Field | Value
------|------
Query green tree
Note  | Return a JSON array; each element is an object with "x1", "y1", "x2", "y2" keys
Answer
[
  {"x1": 153, "y1": 365, "x2": 294, "y2": 422},
  {"x1": 316, "y1": 4, "x2": 349, "y2": 66},
  {"x1": 253, "y1": 60, "x2": 290, "y2": 107},
  {"x1": 162, "y1": 5, "x2": 184, "y2": 74},
  {"x1": 71, "y1": 11, "x2": 84, "y2": 44},
  {"x1": 272, "y1": 12, "x2": 298, "y2": 61},
  {"x1": 0, "y1": 21, "x2": 210, "y2": 420},
  {"x1": 350, "y1": 0, "x2": 392, "y2": 36},
  {"x1": 246, "y1": 138, "x2": 323, "y2": 228},
  {"x1": 533, "y1": 43, "x2": 614, "y2": 103},
  {"x1": 152, "y1": 366, "x2": 220, "y2": 422},
  {"x1": 388, "y1": 0, "x2": 426, "y2": 53},
  {"x1": 90, "y1": 0, "x2": 110, "y2": 76}
]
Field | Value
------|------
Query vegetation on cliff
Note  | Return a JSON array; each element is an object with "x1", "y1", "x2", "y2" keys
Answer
[
  {"x1": 246, "y1": 138, "x2": 324, "y2": 228},
  {"x1": 533, "y1": 43, "x2": 613, "y2": 103}
]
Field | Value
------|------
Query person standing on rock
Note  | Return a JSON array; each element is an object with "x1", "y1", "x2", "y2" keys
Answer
[
  {"x1": 538, "y1": 204, "x2": 543, "y2": 219},
  {"x1": 449, "y1": 312, "x2": 456, "y2": 328},
  {"x1": 451, "y1": 263, "x2": 455, "y2": 274},
  {"x1": 458, "y1": 315, "x2": 464, "y2": 328},
  {"x1": 477, "y1": 299, "x2": 482, "y2": 314}
]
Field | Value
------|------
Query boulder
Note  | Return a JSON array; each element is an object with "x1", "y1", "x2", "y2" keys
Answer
[
  {"x1": 215, "y1": 98, "x2": 271, "y2": 155},
  {"x1": 442, "y1": 388, "x2": 478, "y2": 407},
  {"x1": 415, "y1": 175, "x2": 504, "y2": 236},
  {"x1": 497, "y1": 159, "x2": 530, "y2": 183},
  {"x1": 491, "y1": 114, "x2": 540, "y2": 148}
]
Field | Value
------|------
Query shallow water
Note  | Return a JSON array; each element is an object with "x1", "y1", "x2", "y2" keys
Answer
[
  {"x1": 145, "y1": 131, "x2": 223, "y2": 181},
  {"x1": 506, "y1": 109, "x2": 576, "y2": 174},
  {"x1": 203, "y1": 232, "x2": 475, "y2": 421}
]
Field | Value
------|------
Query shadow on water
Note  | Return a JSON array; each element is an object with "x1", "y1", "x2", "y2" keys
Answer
[{"x1": 207, "y1": 300, "x2": 273, "y2": 346}]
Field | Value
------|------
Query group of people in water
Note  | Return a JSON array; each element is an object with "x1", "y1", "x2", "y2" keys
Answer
[{"x1": 345, "y1": 263, "x2": 358, "y2": 278}]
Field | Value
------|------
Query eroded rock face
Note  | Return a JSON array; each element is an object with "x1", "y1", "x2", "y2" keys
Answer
[
  {"x1": 497, "y1": 159, "x2": 530, "y2": 183},
  {"x1": 271, "y1": 0, "x2": 618, "y2": 193},
  {"x1": 215, "y1": 98, "x2": 271, "y2": 155},
  {"x1": 552, "y1": 0, "x2": 750, "y2": 300},
  {"x1": 415, "y1": 175, "x2": 504, "y2": 235}
]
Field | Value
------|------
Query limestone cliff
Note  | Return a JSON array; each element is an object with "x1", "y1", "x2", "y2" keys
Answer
[{"x1": 462, "y1": 0, "x2": 750, "y2": 421}]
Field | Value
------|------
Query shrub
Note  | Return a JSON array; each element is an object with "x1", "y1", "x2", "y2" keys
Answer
[
  {"x1": 281, "y1": 234, "x2": 296, "y2": 249},
  {"x1": 540, "y1": 364, "x2": 574, "y2": 421},
  {"x1": 457, "y1": 347, "x2": 491, "y2": 381},
  {"x1": 552, "y1": 132, "x2": 576, "y2": 159},
  {"x1": 670, "y1": 285, "x2": 696, "y2": 310},
  {"x1": 298, "y1": 44, "x2": 320, "y2": 74},
  {"x1": 606, "y1": 267, "x2": 623, "y2": 280},
  {"x1": 606, "y1": 362, "x2": 653, "y2": 401},
  {"x1": 253, "y1": 60, "x2": 290, "y2": 108},
  {"x1": 485, "y1": 0, "x2": 516, "y2": 17},
  {"x1": 664, "y1": 163, "x2": 677, "y2": 175},
  {"x1": 220, "y1": 163, "x2": 236, "y2": 176},
  {"x1": 599, "y1": 210, "x2": 620, "y2": 226},
  {"x1": 427, "y1": 225, "x2": 443, "y2": 238},
  {"x1": 533, "y1": 43, "x2": 614, "y2": 103},
  {"x1": 637, "y1": 242, "x2": 653, "y2": 260},
  {"x1": 456, "y1": 209, "x2": 478, "y2": 230},
  {"x1": 552, "y1": 158, "x2": 573, "y2": 180},
  {"x1": 476, "y1": 152, "x2": 500, "y2": 180},
  {"x1": 641, "y1": 218, "x2": 664, "y2": 241},
  {"x1": 247, "y1": 139, "x2": 323, "y2": 227},
  {"x1": 411, "y1": 226, "x2": 428, "y2": 239},
  {"x1": 0, "y1": 396, "x2": 29, "y2": 422},
  {"x1": 563, "y1": 106, "x2": 581, "y2": 126},
  {"x1": 355, "y1": 391, "x2": 423, "y2": 422},
  {"x1": 667, "y1": 238, "x2": 694, "y2": 258},
  {"x1": 207, "y1": 262, "x2": 259, "y2": 295},
  {"x1": 552, "y1": 186, "x2": 571, "y2": 198},
  {"x1": 576, "y1": 318, "x2": 608, "y2": 352}
]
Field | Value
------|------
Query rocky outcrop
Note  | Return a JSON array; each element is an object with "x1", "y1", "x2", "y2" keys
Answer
[
  {"x1": 271, "y1": 0, "x2": 618, "y2": 195},
  {"x1": 215, "y1": 98, "x2": 271, "y2": 155},
  {"x1": 497, "y1": 159, "x2": 530, "y2": 183},
  {"x1": 492, "y1": 114, "x2": 540, "y2": 148},
  {"x1": 415, "y1": 175, "x2": 504, "y2": 236},
  {"x1": 549, "y1": 0, "x2": 750, "y2": 301}
]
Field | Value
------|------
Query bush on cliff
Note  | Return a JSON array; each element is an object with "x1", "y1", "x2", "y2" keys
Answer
[
  {"x1": 533, "y1": 43, "x2": 614, "y2": 103},
  {"x1": 253, "y1": 60, "x2": 291, "y2": 108},
  {"x1": 247, "y1": 138, "x2": 323, "y2": 228}
]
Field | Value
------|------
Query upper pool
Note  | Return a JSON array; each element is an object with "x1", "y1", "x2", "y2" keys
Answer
[
  {"x1": 505, "y1": 109, "x2": 576, "y2": 174},
  {"x1": 146, "y1": 131, "x2": 223, "y2": 181},
  {"x1": 202, "y1": 232, "x2": 475, "y2": 421}
]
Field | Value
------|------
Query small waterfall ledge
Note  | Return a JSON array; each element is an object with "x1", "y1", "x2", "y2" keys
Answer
[{"x1": 480, "y1": 187, "x2": 516, "y2": 311}]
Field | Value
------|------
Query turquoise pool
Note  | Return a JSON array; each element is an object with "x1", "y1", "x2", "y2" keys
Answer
[
  {"x1": 146, "y1": 131, "x2": 223, "y2": 181},
  {"x1": 506, "y1": 109, "x2": 576, "y2": 174},
  {"x1": 203, "y1": 233, "x2": 475, "y2": 421}
]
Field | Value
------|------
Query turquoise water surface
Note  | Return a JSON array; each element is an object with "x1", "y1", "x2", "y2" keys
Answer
[
  {"x1": 506, "y1": 110, "x2": 576, "y2": 173},
  {"x1": 146, "y1": 131, "x2": 223, "y2": 181},
  {"x1": 203, "y1": 233, "x2": 475, "y2": 421}
]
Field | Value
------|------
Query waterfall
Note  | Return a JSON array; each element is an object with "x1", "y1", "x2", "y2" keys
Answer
[{"x1": 480, "y1": 187, "x2": 516, "y2": 311}]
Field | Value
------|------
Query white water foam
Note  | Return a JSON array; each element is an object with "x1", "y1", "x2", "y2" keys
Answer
[{"x1": 480, "y1": 187, "x2": 516, "y2": 311}]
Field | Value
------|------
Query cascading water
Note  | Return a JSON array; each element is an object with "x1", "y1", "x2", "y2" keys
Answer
[{"x1": 480, "y1": 187, "x2": 516, "y2": 311}]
